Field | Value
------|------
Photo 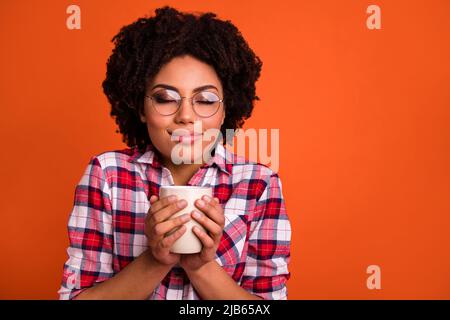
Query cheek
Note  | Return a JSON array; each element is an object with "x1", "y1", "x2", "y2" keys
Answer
[
  {"x1": 204, "y1": 110, "x2": 225, "y2": 129},
  {"x1": 146, "y1": 112, "x2": 169, "y2": 129},
  {"x1": 145, "y1": 115, "x2": 170, "y2": 140},
  {"x1": 201, "y1": 116, "x2": 225, "y2": 144}
]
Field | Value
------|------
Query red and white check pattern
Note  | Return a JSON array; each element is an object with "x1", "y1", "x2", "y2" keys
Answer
[{"x1": 58, "y1": 142, "x2": 291, "y2": 300}]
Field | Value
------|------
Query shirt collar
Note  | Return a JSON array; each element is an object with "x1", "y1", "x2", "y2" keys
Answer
[{"x1": 128, "y1": 142, "x2": 233, "y2": 175}]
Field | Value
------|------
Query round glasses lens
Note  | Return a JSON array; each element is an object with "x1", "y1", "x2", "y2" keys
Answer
[
  {"x1": 151, "y1": 89, "x2": 180, "y2": 115},
  {"x1": 193, "y1": 91, "x2": 220, "y2": 117}
]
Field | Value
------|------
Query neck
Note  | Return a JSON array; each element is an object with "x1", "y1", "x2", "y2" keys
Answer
[
  {"x1": 160, "y1": 150, "x2": 215, "y2": 186},
  {"x1": 154, "y1": 141, "x2": 220, "y2": 186},
  {"x1": 163, "y1": 161, "x2": 203, "y2": 186}
]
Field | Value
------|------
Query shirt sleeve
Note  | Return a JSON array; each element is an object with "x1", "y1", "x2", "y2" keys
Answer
[
  {"x1": 58, "y1": 156, "x2": 114, "y2": 300},
  {"x1": 240, "y1": 173, "x2": 291, "y2": 300}
]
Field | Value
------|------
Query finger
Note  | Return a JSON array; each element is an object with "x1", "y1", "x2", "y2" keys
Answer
[
  {"x1": 149, "y1": 195, "x2": 178, "y2": 214},
  {"x1": 159, "y1": 225, "x2": 187, "y2": 249},
  {"x1": 191, "y1": 210, "x2": 223, "y2": 239},
  {"x1": 192, "y1": 226, "x2": 215, "y2": 248},
  {"x1": 201, "y1": 195, "x2": 221, "y2": 209},
  {"x1": 195, "y1": 196, "x2": 225, "y2": 227},
  {"x1": 152, "y1": 214, "x2": 191, "y2": 237},
  {"x1": 150, "y1": 199, "x2": 187, "y2": 225},
  {"x1": 149, "y1": 195, "x2": 159, "y2": 204}
]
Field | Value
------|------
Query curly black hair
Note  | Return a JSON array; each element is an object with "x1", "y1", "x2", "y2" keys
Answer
[{"x1": 102, "y1": 5, "x2": 263, "y2": 152}]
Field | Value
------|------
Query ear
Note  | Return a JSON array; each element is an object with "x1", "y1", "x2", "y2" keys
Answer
[{"x1": 139, "y1": 110, "x2": 146, "y2": 123}]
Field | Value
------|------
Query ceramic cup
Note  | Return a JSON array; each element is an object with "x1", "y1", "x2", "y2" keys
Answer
[{"x1": 159, "y1": 186, "x2": 213, "y2": 254}]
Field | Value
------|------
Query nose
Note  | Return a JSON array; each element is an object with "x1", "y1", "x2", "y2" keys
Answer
[{"x1": 173, "y1": 97, "x2": 197, "y2": 124}]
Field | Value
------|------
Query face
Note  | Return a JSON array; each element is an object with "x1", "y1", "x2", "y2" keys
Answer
[{"x1": 140, "y1": 55, "x2": 225, "y2": 166}]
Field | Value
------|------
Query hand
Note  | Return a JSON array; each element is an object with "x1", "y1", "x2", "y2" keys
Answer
[
  {"x1": 180, "y1": 195, "x2": 225, "y2": 272},
  {"x1": 145, "y1": 194, "x2": 190, "y2": 266}
]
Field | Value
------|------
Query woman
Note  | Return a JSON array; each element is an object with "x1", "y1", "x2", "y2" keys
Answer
[{"x1": 58, "y1": 5, "x2": 291, "y2": 300}]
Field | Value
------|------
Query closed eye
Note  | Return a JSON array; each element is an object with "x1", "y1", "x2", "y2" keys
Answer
[
  {"x1": 154, "y1": 96, "x2": 178, "y2": 104},
  {"x1": 195, "y1": 100, "x2": 216, "y2": 105}
]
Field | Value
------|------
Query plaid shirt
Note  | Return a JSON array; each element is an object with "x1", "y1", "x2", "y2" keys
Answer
[{"x1": 58, "y1": 142, "x2": 291, "y2": 300}]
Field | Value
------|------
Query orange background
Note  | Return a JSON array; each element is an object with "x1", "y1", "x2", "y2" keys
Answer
[{"x1": 1, "y1": 0, "x2": 449, "y2": 299}]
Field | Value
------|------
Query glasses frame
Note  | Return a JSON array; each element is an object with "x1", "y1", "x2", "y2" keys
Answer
[{"x1": 145, "y1": 89, "x2": 224, "y2": 118}]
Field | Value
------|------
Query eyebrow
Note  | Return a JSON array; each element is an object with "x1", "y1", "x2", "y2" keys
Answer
[{"x1": 150, "y1": 84, "x2": 219, "y2": 94}]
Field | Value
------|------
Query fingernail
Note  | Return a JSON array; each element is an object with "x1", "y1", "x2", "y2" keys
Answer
[
  {"x1": 202, "y1": 195, "x2": 211, "y2": 203},
  {"x1": 168, "y1": 195, "x2": 177, "y2": 201},
  {"x1": 197, "y1": 199, "x2": 205, "y2": 207},
  {"x1": 177, "y1": 199, "x2": 187, "y2": 208},
  {"x1": 193, "y1": 226, "x2": 202, "y2": 234},
  {"x1": 181, "y1": 214, "x2": 190, "y2": 222},
  {"x1": 192, "y1": 211, "x2": 202, "y2": 219}
]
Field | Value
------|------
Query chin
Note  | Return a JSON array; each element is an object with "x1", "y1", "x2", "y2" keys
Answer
[{"x1": 168, "y1": 142, "x2": 207, "y2": 165}]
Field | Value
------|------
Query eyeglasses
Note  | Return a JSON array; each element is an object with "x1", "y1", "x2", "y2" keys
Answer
[{"x1": 145, "y1": 89, "x2": 224, "y2": 118}]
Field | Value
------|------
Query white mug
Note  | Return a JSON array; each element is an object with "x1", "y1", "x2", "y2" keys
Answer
[{"x1": 159, "y1": 186, "x2": 213, "y2": 254}]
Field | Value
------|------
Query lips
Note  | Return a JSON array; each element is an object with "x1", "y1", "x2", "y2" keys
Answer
[
  {"x1": 168, "y1": 130, "x2": 203, "y2": 144},
  {"x1": 179, "y1": 134, "x2": 202, "y2": 143}
]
